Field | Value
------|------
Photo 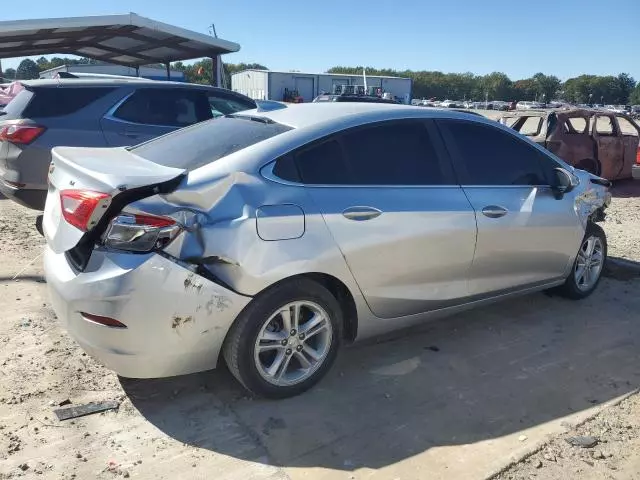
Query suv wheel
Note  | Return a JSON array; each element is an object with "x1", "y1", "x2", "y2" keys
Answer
[
  {"x1": 223, "y1": 278, "x2": 342, "y2": 398},
  {"x1": 556, "y1": 222, "x2": 607, "y2": 299}
]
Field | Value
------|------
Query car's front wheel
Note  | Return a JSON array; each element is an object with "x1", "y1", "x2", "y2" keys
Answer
[
  {"x1": 557, "y1": 222, "x2": 607, "y2": 299},
  {"x1": 223, "y1": 278, "x2": 342, "y2": 398}
]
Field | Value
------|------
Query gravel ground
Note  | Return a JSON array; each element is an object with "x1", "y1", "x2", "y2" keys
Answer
[{"x1": 0, "y1": 178, "x2": 639, "y2": 480}]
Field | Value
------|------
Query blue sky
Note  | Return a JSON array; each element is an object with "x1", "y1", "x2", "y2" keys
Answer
[{"x1": 2, "y1": 0, "x2": 639, "y2": 80}]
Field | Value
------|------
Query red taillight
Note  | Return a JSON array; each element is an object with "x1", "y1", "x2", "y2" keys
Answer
[
  {"x1": 81, "y1": 312, "x2": 127, "y2": 329},
  {"x1": 60, "y1": 190, "x2": 111, "y2": 232},
  {"x1": 133, "y1": 213, "x2": 176, "y2": 228},
  {"x1": 636, "y1": 147, "x2": 640, "y2": 165},
  {"x1": 104, "y1": 212, "x2": 180, "y2": 252},
  {"x1": 0, "y1": 124, "x2": 46, "y2": 144}
]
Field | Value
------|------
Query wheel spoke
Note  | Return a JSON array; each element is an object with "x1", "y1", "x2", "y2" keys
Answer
[
  {"x1": 275, "y1": 355, "x2": 293, "y2": 381},
  {"x1": 292, "y1": 303, "x2": 301, "y2": 331},
  {"x1": 280, "y1": 308, "x2": 292, "y2": 333},
  {"x1": 294, "y1": 351, "x2": 312, "y2": 369},
  {"x1": 585, "y1": 237, "x2": 595, "y2": 256},
  {"x1": 302, "y1": 344, "x2": 322, "y2": 362},
  {"x1": 260, "y1": 330, "x2": 287, "y2": 342},
  {"x1": 575, "y1": 264, "x2": 587, "y2": 283},
  {"x1": 258, "y1": 343, "x2": 284, "y2": 353},
  {"x1": 266, "y1": 350, "x2": 286, "y2": 377},
  {"x1": 299, "y1": 313, "x2": 326, "y2": 335}
]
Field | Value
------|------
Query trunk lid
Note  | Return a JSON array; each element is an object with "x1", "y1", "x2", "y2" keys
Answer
[{"x1": 44, "y1": 146, "x2": 185, "y2": 254}]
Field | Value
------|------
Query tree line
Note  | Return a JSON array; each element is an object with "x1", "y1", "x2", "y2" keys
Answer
[{"x1": 5, "y1": 57, "x2": 640, "y2": 105}]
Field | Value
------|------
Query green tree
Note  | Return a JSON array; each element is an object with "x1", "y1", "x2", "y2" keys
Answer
[
  {"x1": 532, "y1": 73, "x2": 561, "y2": 102},
  {"x1": 615, "y1": 73, "x2": 635, "y2": 104},
  {"x1": 630, "y1": 84, "x2": 640, "y2": 105},
  {"x1": 16, "y1": 59, "x2": 40, "y2": 79},
  {"x1": 3, "y1": 68, "x2": 16, "y2": 80}
]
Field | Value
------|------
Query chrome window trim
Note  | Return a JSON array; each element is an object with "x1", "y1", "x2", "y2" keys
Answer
[{"x1": 261, "y1": 162, "x2": 552, "y2": 189}]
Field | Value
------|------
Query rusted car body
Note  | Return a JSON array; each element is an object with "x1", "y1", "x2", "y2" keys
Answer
[{"x1": 500, "y1": 109, "x2": 640, "y2": 180}]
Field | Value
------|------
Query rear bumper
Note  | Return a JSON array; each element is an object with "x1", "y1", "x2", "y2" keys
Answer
[
  {"x1": 632, "y1": 165, "x2": 640, "y2": 180},
  {"x1": 0, "y1": 180, "x2": 46, "y2": 210},
  {"x1": 44, "y1": 246, "x2": 252, "y2": 378}
]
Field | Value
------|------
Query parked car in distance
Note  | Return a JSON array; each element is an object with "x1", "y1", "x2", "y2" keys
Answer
[
  {"x1": 312, "y1": 93, "x2": 398, "y2": 104},
  {"x1": 43, "y1": 103, "x2": 610, "y2": 398},
  {"x1": 500, "y1": 108, "x2": 640, "y2": 180},
  {"x1": 0, "y1": 78, "x2": 256, "y2": 210}
]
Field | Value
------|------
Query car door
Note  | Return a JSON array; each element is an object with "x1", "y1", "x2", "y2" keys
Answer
[
  {"x1": 437, "y1": 119, "x2": 582, "y2": 297},
  {"x1": 293, "y1": 119, "x2": 477, "y2": 319},
  {"x1": 614, "y1": 115, "x2": 640, "y2": 178},
  {"x1": 100, "y1": 88, "x2": 213, "y2": 146},
  {"x1": 592, "y1": 113, "x2": 624, "y2": 179}
]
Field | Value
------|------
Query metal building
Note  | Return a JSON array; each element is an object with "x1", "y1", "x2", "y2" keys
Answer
[
  {"x1": 232, "y1": 69, "x2": 412, "y2": 104},
  {"x1": 39, "y1": 64, "x2": 185, "y2": 81}
]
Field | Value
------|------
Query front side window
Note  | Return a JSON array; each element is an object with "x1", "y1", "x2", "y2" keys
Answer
[
  {"x1": 289, "y1": 121, "x2": 446, "y2": 185},
  {"x1": 113, "y1": 88, "x2": 213, "y2": 127},
  {"x1": 438, "y1": 120, "x2": 549, "y2": 186}
]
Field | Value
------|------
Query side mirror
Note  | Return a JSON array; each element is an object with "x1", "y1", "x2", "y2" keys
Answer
[{"x1": 552, "y1": 167, "x2": 579, "y2": 199}]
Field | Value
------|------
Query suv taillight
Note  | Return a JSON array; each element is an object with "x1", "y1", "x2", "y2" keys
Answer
[
  {"x1": 103, "y1": 213, "x2": 181, "y2": 252},
  {"x1": 60, "y1": 190, "x2": 111, "y2": 231},
  {"x1": 0, "y1": 124, "x2": 46, "y2": 144},
  {"x1": 636, "y1": 146, "x2": 640, "y2": 165}
]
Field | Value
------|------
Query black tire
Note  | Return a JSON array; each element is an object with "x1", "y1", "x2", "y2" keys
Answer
[
  {"x1": 556, "y1": 222, "x2": 607, "y2": 300},
  {"x1": 223, "y1": 278, "x2": 342, "y2": 399}
]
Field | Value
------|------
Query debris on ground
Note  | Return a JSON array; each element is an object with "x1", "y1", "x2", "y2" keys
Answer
[
  {"x1": 565, "y1": 435, "x2": 599, "y2": 448},
  {"x1": 54, "y1": 400, "x2": 120, "y2": 421}
]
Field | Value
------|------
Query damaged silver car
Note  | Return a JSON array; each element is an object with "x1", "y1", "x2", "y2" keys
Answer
[{"x1": 42, "y1": 103, "x2": 611, "y2": 398}]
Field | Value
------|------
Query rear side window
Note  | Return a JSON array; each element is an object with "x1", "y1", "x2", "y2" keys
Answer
[
  {"x1": 114, "y1": 88, "x2": 213, "y2": 127},
  {"x1": 439, "y1": 120, "x2": 548, "y2": 186},
  {"x1": 296, "y1": 140, "x2": 350, "y2": 184},
  {"x1": 291, "y1": 121, "x2": 446, "y2": 185},
  {"x1": 564, "y1": 117, "x2": 588, "y2": 134},
  {"x1": 22, "y1": 87, "x2": 115, "y2": 118},
  {"x1": 132, "y1": 116, "x2": 292, "y2": 171}
]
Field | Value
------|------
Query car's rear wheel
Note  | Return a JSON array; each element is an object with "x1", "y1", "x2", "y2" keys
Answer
[
  {"x1": 556, "y1": 222, "x2": 607, "y2": 299},
  {"x1": 223, "y1": 278, "x2": 342, "y2": 398}
]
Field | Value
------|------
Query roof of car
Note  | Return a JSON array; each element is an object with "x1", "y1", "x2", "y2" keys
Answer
[
  {"x1": 17, "y1": 78, "x2": 237, "y2": 92},
  {"x1": 237, "y1": 102, "x2": 495, "y2": 130}
]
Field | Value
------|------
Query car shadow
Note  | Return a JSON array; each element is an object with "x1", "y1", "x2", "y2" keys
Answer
[
  {"x1": 611, "y1": 178, "x2": 640, "y2": 198},
  {"x1": 121, "y1": 277, "x2": 640, "y2": 471}
]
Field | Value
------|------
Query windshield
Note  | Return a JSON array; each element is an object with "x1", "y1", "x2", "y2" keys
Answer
[{"x1": 131, "y1": 115, "x2": 292, "y2": 171}]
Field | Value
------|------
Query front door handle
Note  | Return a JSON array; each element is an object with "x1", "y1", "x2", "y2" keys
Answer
[
  {"x1": 342, "y1": 206, "x2": 382, "y2": 221},
  {"x1": 481, "y1": 205, "x2": 508, "y2": 218}
]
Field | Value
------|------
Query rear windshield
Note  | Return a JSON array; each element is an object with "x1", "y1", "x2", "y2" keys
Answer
[{"x1": 131, "y1": 115, "x2": 293, "y2": 171}]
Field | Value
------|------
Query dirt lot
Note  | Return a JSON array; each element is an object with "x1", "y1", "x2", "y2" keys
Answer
[{"x1": 1, "y1": 180, "x2": 640, "y2": 480}]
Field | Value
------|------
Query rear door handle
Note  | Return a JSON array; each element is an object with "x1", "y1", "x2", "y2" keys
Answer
[
  {"x1": 342, "y1": 206, "x2": 382, "y2": 221},
  {"x1": 481, "y1": 205, "x2": 508, "y2": 218}
]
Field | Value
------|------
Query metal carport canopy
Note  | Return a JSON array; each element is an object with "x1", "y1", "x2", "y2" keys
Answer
[{"x1": 0, "y1": 13, "x2": 239, "y2": 67}]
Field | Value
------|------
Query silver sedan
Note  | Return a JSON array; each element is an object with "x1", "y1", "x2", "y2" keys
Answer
[{"x1": 42, "y1": 103, "x2": 611, "y2": 398}]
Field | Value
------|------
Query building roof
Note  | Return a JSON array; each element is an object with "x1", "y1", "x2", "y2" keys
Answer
[
  {"x1": 234, "y1": 69, "x2": 411, "y2": 80},
  {"x1": 0, "y1": 13, "x2": 239, "y2": 67}
]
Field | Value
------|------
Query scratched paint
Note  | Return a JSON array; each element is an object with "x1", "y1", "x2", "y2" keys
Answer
[{"x1": 171, "y1": 315, "x2": 194, "y2": 329}]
